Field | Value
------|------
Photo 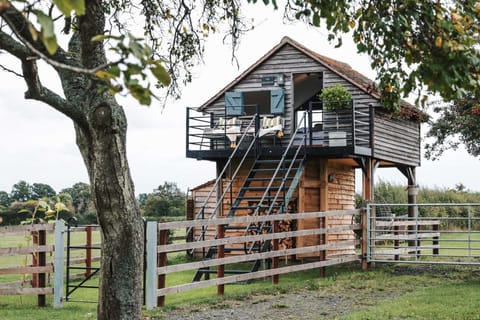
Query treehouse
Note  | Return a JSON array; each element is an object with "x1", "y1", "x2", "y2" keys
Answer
[{"x1": 185, "y1": 37, "x2": 422, "y2": 280}]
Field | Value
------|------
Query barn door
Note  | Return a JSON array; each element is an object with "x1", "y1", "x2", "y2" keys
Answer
[{"x1": 225, "y1": 91, "x2": 244, "y2": 116}]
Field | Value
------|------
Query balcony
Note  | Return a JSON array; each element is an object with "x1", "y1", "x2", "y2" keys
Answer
[{"x1": 186, "y1": 100, "x2": 372, "y2": 160}]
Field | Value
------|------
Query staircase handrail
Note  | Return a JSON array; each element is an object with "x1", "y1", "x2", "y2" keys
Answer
[
  {"x1": 186, "y1": 115, "x2": 262, "y2": 242},
  {"x1": 244, "y1": 112, "x2": 308, "y2": 236}
]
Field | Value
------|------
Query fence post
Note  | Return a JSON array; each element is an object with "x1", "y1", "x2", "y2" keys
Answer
[
  {"x1": 37, "y1": 228, "x2": 46, "y2": 307},
  {"x1": 157, "y1": 227, "x2": 168, "y2": 307},
  {"x1": 85, "y1": 225, "x2": 92, "y2": 277},
  {"x1": 217, "y1": 224, "x2": 225, "y2": 296},
  {"x1": 393, "y1": 225, "x2": 400, "y2": 261},
  {"x1": 432, "y1": 223, "x2": 439, "y2": 256},
  {"x1": 54, "y1": 220, "x2": 65, "y2": 308},
  {"x1": 145, "y1": 221, "x2": 158, "y2": 310},
  {"x1": 361, "y1": 208, "x2": 368, "y2": 270},
  {"x1": 32, "y1": 230, "x2": 39, "y2": 288},
  {"x1": 272, "y1": 220, "x2": 279, "y2": 285}
]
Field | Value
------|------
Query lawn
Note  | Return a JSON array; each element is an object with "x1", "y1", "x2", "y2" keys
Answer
[{"x1": 2, "y1": 227, "x2": 480, "y2": 319}]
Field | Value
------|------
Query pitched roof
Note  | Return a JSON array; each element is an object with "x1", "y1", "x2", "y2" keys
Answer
[{"x1": 198, "y1": 36, "x2": 417, "y2": 113}]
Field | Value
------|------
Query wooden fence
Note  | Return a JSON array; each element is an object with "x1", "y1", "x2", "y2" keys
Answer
[
  {"x1": 0, "y1": 222, "x2": 101, "y2": 307},
  {"x1": 144, "y1": 209, "x2": 364, "y2": 309},
  {"x1": 0, "y1": 224, "x2": 54, "y2": 306}
]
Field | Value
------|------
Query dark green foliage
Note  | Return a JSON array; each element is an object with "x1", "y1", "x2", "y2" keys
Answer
[
  {"x1": 10, "y1": 180, "x2": 33, "y2": 202},
  {"x1": 141, "y1": 181, "x2": 186, "y2": 218},
  {"x1": 32, "y1": 182, "x2": 56, "y2": 199},
  {"x1": 60, "y1": 182, "x2": 97, "y2": 224},
  {"x1": 425, "y1": 96, "x2": 480, "y2": 160},
  {"x1": 281, "y1": 1, "x2": 480, "y2": 111}
]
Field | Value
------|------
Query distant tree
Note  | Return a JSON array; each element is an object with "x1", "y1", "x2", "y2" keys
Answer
[
  {"x1": 0, "y1": 191, "x2": 11, "y2": 207},
  {"x1": 10, "y1": 180, "x2": 32, "y2": 202},
  {"x1": 31, "y1": 183, "x2": 56, "y2": 199},
  {"x1": 61, "y1": 182, "x2": 96, "y2": 223},
  {"x1": 142, "y1": 182, "x2": 185, "y2": 218},
  {"x1": 137, "y1": 193, "x2": 148, "y2": 207}
]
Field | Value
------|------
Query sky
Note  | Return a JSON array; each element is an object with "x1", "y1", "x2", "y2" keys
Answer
[{"x1": 0, "y1": 4, "x2": 478, "y2": 196}]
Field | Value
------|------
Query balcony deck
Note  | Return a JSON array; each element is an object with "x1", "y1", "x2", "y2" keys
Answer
[{"x1": 186, "y1": 101, "x2": 372, "y2": 161}]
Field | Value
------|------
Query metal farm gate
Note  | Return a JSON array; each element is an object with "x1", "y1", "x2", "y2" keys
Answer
[{"x1": 366, "y1": 203, "x2": 480, "y2": 265}]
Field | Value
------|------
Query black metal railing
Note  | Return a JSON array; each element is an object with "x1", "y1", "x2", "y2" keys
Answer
[{"x1": 186, "y1": 100, "x2": 372, "y2": 155}]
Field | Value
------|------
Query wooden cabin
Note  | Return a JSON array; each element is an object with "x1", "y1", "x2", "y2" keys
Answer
[{"x1": 186, "y1": 37, "x2": 422, "y2": 263}]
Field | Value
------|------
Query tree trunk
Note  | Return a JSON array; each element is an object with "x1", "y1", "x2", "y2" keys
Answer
[{"x1": 75, "y1": 102, "x2": 144, "y2": 320}]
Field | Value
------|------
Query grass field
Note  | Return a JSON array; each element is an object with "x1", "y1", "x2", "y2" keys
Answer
[{"x1": 2, "y1": 228, "x2": 480, "y2": 319}]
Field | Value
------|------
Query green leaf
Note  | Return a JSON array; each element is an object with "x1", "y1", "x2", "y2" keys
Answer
[
  {"x1": 108, "y1": 65, "x2": 121, "y2": 77},
  {"x1": 53, "y1": 0, "x2": 74, "y2": 17},
  {"x1": 91, "y1": 34, "x2": 108, "y2": 42},
  {"x1": 95, "y1": 70, "x2": 116, "y2": 80},
  {"x1": 53, "y1": 0, "x2": 85, "y2": 17},
  {"x1": 34, "y1": 11, "x2": 54, "y2": 38},
  {"x1": 69, "y1": 0, "x2": 85, "y2": 15},
  {"x1": 129, "y1": 40, "x2": 144, "y2": 60},
  {"x1": 129, "y1": 84, "x2": 152, "y2": 105},
  {"x1": 150, "y1": 62, "x2": 171, "y2": 86},
  {"x1": 42, "y1": 34, "x2": 58, "y2": 55}
]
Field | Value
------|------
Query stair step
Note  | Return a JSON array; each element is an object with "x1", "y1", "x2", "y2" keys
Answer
[
  {"x1": 246, "y1": 177, "x2": 294, "y2": 182},
  {"x1": 256, "y1": 159, "x2": 302, "y2": 164},
  {"x1": 251, "y1": 167, "x2": 300, "y2": 172},
  {"x1": 231, "y1": 204, "x2": 282, "y2": 210}
]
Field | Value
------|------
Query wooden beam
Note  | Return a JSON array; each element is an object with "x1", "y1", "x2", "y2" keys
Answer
[{"x1": 319, "y1": 159, "x2": 328, "y2": 277}]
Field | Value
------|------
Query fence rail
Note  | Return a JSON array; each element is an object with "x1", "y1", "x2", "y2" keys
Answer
[
  {"x1": 146, "y1": 209, "x2": 363, "y2": 309},
  {"x1": 366, "y1": 203, "x2": 480, "y2": 265},
  {"x1": 0, "y1": 221, "x2": 101, "y2": 307}
]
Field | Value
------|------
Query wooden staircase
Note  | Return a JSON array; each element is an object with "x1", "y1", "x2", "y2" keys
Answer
[{"x1": 191, "y1": 114, "x2": 308, "y2": 282}]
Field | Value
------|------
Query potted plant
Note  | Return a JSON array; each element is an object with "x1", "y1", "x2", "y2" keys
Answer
[{"x1": 319, "y1": 84, "x2": 352, "y2": 147}]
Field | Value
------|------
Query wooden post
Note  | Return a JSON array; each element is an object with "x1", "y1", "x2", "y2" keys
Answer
[
  {"x1": 319, "y1": 159, "x2": 328, "y2": 278},
  {"x1": 32, "y1": 230, "x2": 39, "y2": 288},
  {"x1": 407, "y1": 184, "x2": 419, "y2": 256},
  {"x1": 433, "y1": 223, "x2": 439, "y2": 256},
  {"x1": 157, "y1": 229, "x2": 168, "y2": 307},
  {"x1": 38, "y1": 229, "x2": 46, "y2": 307},
  {"x1": 394, "y1": 225, "x2": 400, "y2": 261},
  {"x1": 217, "y1": 224, "x2": 225, "y2": 296},
  {"x1": 85, "y1": 225, "x2": 92, "y2": 277},
  {"x1": 361, "y1": 208, "x2": 368, "y2": 270},
  {"x1": 272, "y1": 220, "x2": 279, "y2": 285},
  {"x1": 361, "y1": 158, "x2": 373, "y2": 270}
]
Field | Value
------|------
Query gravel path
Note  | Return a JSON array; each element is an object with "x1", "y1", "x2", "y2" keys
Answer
[
  {"x1": 160, "y1": 283, "x2": 398, "y2": 320},
  {"x1": 153, "y1": 265, "x2": 477, "y2": 320}
]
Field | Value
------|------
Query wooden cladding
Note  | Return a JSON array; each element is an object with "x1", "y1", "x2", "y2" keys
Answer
[{"x1": 373, "y1": 112, "x2": 421, "y2": 166}]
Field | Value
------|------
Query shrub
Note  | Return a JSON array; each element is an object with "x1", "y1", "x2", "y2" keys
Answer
[{"x1": 319, "y1": 84, "x2": 352, "y2": 110}]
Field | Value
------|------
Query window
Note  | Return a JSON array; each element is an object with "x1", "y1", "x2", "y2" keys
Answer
[{"x1": 225, "y1": 90, "x2": 284, "y2": 116}]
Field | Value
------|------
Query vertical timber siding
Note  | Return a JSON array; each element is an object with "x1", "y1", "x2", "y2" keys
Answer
[{"x1": 297, "y1": 159, "x2": 356, "y2": 258}]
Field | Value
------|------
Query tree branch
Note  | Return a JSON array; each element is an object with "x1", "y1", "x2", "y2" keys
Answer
[
  {"x1": 0, "y1": 28, "x2": 88, "y2": 128},
  {"x1": 0, "y1": 62, "x2": 22, "y2": 77},
  {"x1": 1, "y1": 3, "x2": 117, "y2": 77}
]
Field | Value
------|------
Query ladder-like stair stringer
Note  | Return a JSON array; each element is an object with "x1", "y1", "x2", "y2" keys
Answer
[{"x1": 192, "y1": 119, "x2": 308, "y2": 282}]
